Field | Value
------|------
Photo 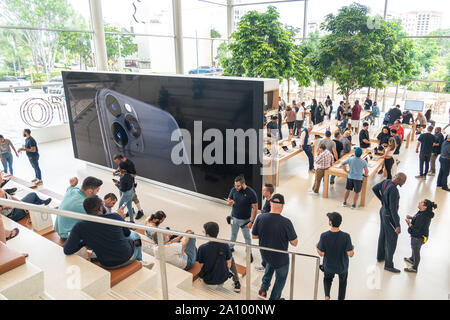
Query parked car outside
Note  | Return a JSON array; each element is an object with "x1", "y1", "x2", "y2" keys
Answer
[
  {"x1": 42, "y1": 76, "x2": 63, "y2": 93},
  {"x1": 188, "y1": 66, "x2": 217, "y2": 74},
  {"x1": 0, "y1": 76, "x2": 31, "y2": 92}
]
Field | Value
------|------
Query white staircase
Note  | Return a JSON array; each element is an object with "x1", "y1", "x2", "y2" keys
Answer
[{"x1": 0, "y1": 261, "x2": 44, "y2": 300}]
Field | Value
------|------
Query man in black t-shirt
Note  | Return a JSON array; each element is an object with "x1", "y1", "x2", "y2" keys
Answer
[
  {"x1": 113, "y1": 154, "x2": 144, "y2": 220},
  {"x1": 330, "y1": 132, "x2": 344, "y2": 185},
  {"x1": 317, "y1": 212, "x2": 354, "y2": 300},
  {"x1": 416, "y1": 126, "x2": 436, "y2": 179},
  {"x1": 18, "y1": 129, "x2": 42, "y2": 186},
  {"x1": 387, "y1": 105, "x2": 402, "y2": 125},
  {"x1": 402, "y1": 110, "x2": 413, "y2": 125},
  {"x1": 252, "y1": 194, "x2": 298, "y2": 300},
  {"x1": 226, "y1": 176, "x2": 258, "y2": 260},
  {"x1": 429, "y1": 127, "x2": 444, "y2": 176},
  {"x1": 197, "y1": 222, "x2": 241, "y2": 292},
  {"x1": 266, "y1": 116, "x2": 278, "y2": 138},
  {"x1": 359, "y1": 122, "x2": 371, "y2": 149},
  {"x1": 261, "y1": 184, "x2": 274, "y2": 214}
]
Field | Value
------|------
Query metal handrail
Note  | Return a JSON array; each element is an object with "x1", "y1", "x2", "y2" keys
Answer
[{"x1": 0, "y1": 198, "x2": 320, "y2": 300}]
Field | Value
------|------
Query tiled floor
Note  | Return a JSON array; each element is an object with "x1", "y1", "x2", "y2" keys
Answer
[{"x1": 3, "y1": 131, "x2": 449, "y2": 300}]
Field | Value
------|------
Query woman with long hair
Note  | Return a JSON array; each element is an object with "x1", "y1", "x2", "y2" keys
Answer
[
  {"x1": 145, "y1": 210, "x2": 167, "y2": 242},
  {"x1": 404, "y1": 199, "x2": 437, "y2": 273},
  {"x1": 383, "y1": 137, "x2": 397, "y2": 180}
]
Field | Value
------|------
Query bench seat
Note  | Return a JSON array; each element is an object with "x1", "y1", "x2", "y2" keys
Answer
[
  {"x1": 0, "y1": 242, "x2": 26, "y2": 276},
  {"x1": 93, "y1": 260, "x2": 143, "y2": 287}
]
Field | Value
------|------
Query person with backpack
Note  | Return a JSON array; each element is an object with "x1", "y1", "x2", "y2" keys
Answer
[
  {"x1": 317, "y1": 212, "x2": 354, "y2": 300},
  {"x1": 404, "y1": 199, "x2": 436, "y2": 273},
  {"x1": 197, "y1": 222, "x2": 241, "y2": 292}
]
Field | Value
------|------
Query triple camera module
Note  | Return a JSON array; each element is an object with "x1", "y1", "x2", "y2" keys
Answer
[{"x1": 106, "y1": 94, "x2": 141, "y2": 147}]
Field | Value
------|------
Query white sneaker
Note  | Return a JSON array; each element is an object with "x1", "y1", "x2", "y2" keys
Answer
[
  {"x1": 32, "y1": 178, "x2": 39, "y2": 183},
  {"x1": 428, "y1": 172, "x2": 435, "y2": 176},
  {"x1": 342, "y1": 202, "x2": 347, "y2": 207}
]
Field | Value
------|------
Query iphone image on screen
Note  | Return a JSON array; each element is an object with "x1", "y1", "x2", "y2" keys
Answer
[{"x1": 95, "y1": 88, "x2": 197, "y2": 192}]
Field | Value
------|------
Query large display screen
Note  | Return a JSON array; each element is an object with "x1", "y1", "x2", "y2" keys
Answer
[
  {"x1": 404, "y1": 100, "x2": 424, "y2": 112},
  {"x1": 62, "y1": 71, "x2": 264, "y2": 201}
]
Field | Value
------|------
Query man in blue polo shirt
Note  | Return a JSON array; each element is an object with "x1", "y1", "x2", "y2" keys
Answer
[
  {"x1": 226, "y1": 175, "x2": 258, "y2": 260},
  {"x1": 55, "y1": 176, "x2": 103, "y2": 239},
  {"x1": 252, "y1": 193, "x2": 298, "y2": 300},
  {"x1": 342, "y1": 147, "x2": 368, "y2": 209}
]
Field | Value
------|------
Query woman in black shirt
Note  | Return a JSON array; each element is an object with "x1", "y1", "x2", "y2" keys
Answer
[
  {"x1": 404, "y1": 199, "x2": 436, "y2": 273},
  {"x1": 377, "y1": 126, "x2": 391, "y2": 148}
]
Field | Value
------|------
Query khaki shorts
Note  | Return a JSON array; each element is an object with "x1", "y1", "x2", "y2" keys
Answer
[{"x1": 351, "y1": 120, "x2": 360, "y2": 128}]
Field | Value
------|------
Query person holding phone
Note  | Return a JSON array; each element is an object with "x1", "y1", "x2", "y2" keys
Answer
[
  {"x1": 114, "y1": 162, "x2": 135, "y2": 223},
  {"x1": 226, "y1": 175, "x2": 258, "y2": 262},
  {"x1": 404, "y1": 199, "x2": 436, "y2": 273},
  {"x1": 113, "y1": 154, "x2": 144, "y2": 220}
]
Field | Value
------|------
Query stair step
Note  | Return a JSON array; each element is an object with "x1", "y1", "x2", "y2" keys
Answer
[
  {"x1": 142, "y1": 252, "x2": 193, "y2": 290},
  {"x1": 2, "y1": 216, "x2": 110, "y2": 299},
  {"x1": 96, "y1": 289, "x2": 128, "y2": 300},
  {"x1": 0, "y1": 261, "x2": 44, "y2": 300},
  {"x1": 107, "y1": 267, "x2": 158, "y2": 300}
]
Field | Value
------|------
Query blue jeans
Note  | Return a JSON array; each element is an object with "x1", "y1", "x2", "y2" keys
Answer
[
  {"x1": 103, "y1": 231, "x2": 142, "y2": 270},
  {"x1": 261, "y1": 261, "x2": 290, "y2": 300},
  {"x1": 303, "y1": 145, "x2": 314, "y2": 170},
  {"x1": 8, "y1": 192, "x2": 46, "y2": 222},
  {"x1": 229, "y1": 217, "x2": 251, "y2": 250},
  {"x1": 183, "y1": 238, "x2": 197, "y2": 270},
  {"x1": 1, "y1": 152, "x2": 13, "y2": 175},
  {"x1": 119, "y1": 189, "x2": 135, "y2": 222},
  {"x1": 27, "y1": 155, "x2": 41, "y2": 180}
]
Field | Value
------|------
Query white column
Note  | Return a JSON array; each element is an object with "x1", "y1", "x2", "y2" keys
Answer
[
  {"x1": 303, "y1": 0, "x2": 308, "y2": 39},
  {"x1": 172, "y1": 0, "x2": 184, "y2": 74},
  {"x1": 89, "y1": 0, "x2": 108, "y2": 71},
  {"x1": 227, "y1": 0, "x2": 234, "y2": 39},
  {"x1": 383, "y1": 0, "x2": 388, "y2": 19}
]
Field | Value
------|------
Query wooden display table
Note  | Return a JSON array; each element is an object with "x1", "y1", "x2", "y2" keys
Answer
[
  {"x1": 322, "y1": 149, "x2": 385, "y2": 207},
  {"x1": 263, "y1": 137, "x2": 309, "y2": 187}
]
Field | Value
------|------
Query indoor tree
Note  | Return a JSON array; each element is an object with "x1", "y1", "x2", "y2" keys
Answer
[
  {"x1": 312, "y1": 3, "x2": 414, "y2": 107},
  {"x1": 218, "y1": 6, "x2": 310, "y2": 100}
]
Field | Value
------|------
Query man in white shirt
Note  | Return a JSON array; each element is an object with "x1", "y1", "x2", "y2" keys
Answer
[{"x1": 294, "y1": 102, "x2": 306, "y2": 136}]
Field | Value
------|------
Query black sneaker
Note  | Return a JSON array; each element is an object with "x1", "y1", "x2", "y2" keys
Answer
[
  {"x1": 384, "y1": 266, "x2": 401, "y2": 273},
  {"x1": 226, "y1": 215, "x2": 232, "y2": 224},
  {"x1": 251, "y1": 254, "x2": 254, "y2": 263},
  {"x1": 258, "y1": 288, "x2": 267, "y2": 299},
  {"x1": 135, "y1": 210, "x2": 144, "y2": 220},
  {"x1": 230, "y1": 248, "x2": 235, "y2": 253},
  {"x1": 404, "y1": 257, "x2": 414, "y2": 265},
  {"x1": 233, "y1": 281, "x2": 241, "y2": 293},
  {"x1": 404, "y1": 267, "x2": 417, "y2": 273},
  {"x1": 5, "y1": 188, "x2": 17, "y2": 195},
  {"x1": 0, "y1": 179, "x2": 10, "y2": 188},
  {"x1": 43, "y1": 198, "x2": 52, "y2": 206}
]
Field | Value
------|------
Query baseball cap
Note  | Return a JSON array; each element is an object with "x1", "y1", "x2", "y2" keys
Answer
[
  {"x1": 327, "y1": 212, "x2": 342, "y2": 228},
  {"x1": 270, "y1": 193, "x2": 285, "y2": 204},
  {"x1": 354, "y1": 147, "x2": 362, "y2": 157}
]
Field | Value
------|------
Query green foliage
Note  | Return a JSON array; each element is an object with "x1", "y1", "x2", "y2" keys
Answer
[
  {"x1": 0, "y1": 0, "x2": 79, "y2": 78},
  {"x1": 219, "y1": 6, "x2": 310, "y2": 86},
  {"x1": 210, "y1": 28, "x2": 221, "y2": 39},
  {"x1": 104, "y1": 25, "x2": 138, "y2": 67},
  {"x1": 312, "y1": 3, "x2": 414, "y2": 100}
]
